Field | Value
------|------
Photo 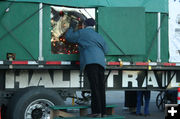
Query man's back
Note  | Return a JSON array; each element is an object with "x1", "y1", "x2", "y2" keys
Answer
[{"x1": 66, "y1": 27, "x2": 108, "y2": 71}]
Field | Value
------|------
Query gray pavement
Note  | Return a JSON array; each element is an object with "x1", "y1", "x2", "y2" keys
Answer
[
  {"x1": 65, "y1": 91, "x2": 165, "y2": 119},
  {"x1": 106, "y1": 91, "x2": 164, "y2": 119}
]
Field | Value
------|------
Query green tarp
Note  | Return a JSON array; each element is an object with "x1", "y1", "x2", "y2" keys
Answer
[
  {"x1": 0, "y1": 1, "x2": 169, "y2": 62},
  {"x1": 98, "y1": 7, "x2": 146, "y2": 55},
  {"x1": 5, "y1": 0, "x2": 168, "y2": 13}
]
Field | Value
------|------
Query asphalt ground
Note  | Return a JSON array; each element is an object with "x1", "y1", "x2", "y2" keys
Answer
[
  {"x1": 65, "y1": 91, "x2": 165, "y2": 119},
  {"x1": 107, "y1": 91, "x2": 164, "y2": 119}
]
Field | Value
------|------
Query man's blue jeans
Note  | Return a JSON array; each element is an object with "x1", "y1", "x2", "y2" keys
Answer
[{"x1": 136, "y1": 91, "x2": 151, "y2": 115}]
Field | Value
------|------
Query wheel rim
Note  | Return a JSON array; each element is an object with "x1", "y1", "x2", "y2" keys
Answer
[
  {"x1": 24, "y1": 99, "x2": 54, "y2": 119},
  {"x1": 156, "y1": 92, "x2": 166, "y2": 111}
]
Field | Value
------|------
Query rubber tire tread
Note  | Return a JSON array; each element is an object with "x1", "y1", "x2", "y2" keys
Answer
[{"x1": 6, "y1": 86, "x2": 64, "y2": 119}]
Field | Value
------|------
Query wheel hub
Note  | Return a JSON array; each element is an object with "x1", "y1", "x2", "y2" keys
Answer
[
  {"x1": 32, "y1": 108, "x2": 43, "y2": 119},
  {"x1": 24, "y1": 99, "x2": 54, "y2": 119}
]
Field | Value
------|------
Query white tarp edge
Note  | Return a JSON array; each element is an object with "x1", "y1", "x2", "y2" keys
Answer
[{"x1": 169, "y1": 0, "x2": 180, "y2": 62}]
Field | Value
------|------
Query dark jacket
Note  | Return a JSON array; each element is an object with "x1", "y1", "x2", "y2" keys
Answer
[{"x1": 65, "y1": 26, "x2": 108, "y2": 71}]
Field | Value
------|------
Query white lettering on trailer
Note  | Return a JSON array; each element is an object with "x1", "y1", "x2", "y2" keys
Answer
[
  {"x1": 106, "y1": 70, "x2": 118, "y2": 87},
  {"x1": 5, "y1": 70, "x2": 121, "y2": 88},
  {"x1": 122, "y1": 71, "x2": 138, "y2": 87},
  {"x1": 162, "y1": 72, "x2": 167, "y2": 87},
  {"x1": 142, "y1": 71, "x2": 159, "y2": 87},
  {"x1": 70, "y1": 70, "x2": 83, "y2": 87},
  {"x1": 0, "y1": 61, "x2": 3, "y2": 64},
  {"x1": 5, "y1": 70, "x2": 180, "y2": 89},
  {"x1": 169, "y1": 73, "x2": 179, "y2": 88},
  {"x1": 53, "y1": 70, "x2": 70, "y2": 87},
  {"x1": 5, "y1": 70, "x2": 15, "y2": 88},
  {"x1": 29, "y1": 70, "x2": 53, "y2": 87},
  {"x1": 5, "y1": 70, "x2": 72, "y2": 88},
  {"x1": 15, "y1": 70, "x2": 28, "y2": 88}
]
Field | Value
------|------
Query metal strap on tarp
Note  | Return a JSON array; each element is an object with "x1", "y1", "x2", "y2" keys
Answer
[{"x1": 145, "y1": 14, "x2": 167, "y2": 62}]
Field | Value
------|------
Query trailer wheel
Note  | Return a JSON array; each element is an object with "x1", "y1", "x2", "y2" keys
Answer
[
  {"x1": 7, "y1": 87, "x2": 64, "y2": 119},
  {"x1": 156, "y1": 91, "x2": 166, "y2": 111}
]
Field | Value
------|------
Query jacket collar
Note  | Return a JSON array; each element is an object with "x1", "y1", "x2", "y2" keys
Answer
[{"x1": 85, "y1": 26, "x2": 95, "y2": 29}]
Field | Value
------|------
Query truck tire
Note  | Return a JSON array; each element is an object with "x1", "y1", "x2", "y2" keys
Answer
[{"x1": 7, "y1": 86, "x2": 64, "y2": 119}]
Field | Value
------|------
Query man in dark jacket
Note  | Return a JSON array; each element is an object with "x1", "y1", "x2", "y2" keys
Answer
[{"x1": 65, "y1": 18, "x2": 108, "y2": 117}]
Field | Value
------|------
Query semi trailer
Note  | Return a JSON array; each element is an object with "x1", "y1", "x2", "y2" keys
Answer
[{"x1": 0, "y1": 0, "x2": 180, "y2": 119}]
